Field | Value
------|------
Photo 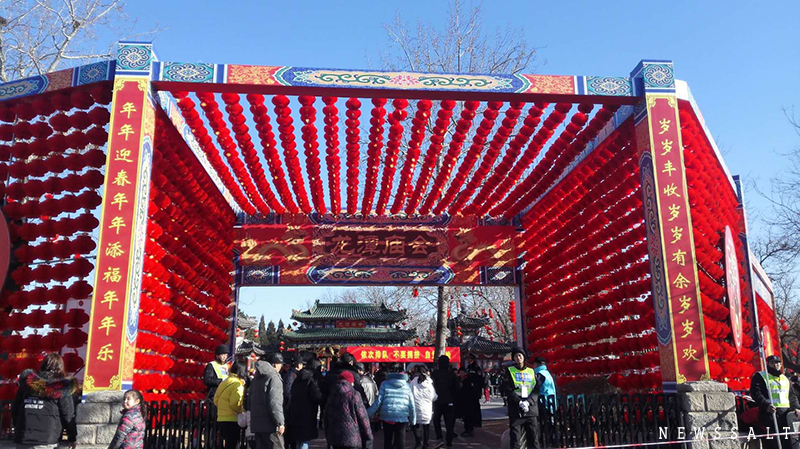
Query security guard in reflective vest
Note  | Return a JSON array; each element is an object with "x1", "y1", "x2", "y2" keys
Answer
[
  {"x1": 750, "y1": 355, "x2": 800, "y2": 449},
  {"x1": 501, "y1": 348, "x2": 541, "y2": 449},
  {"x1": 205, "y1": 344, "x2": 230, "y2": 399}
]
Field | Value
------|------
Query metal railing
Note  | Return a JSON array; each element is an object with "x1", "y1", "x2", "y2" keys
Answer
[
  {"x1": 145, "y1": 400, "x2": 247, "y2": 449},
  {"x1": 538, "y1": 393, "x2": 683, "y2": 448},
  {"x1": 2, "y1": 394, "x2": 684, "y2": 449}
]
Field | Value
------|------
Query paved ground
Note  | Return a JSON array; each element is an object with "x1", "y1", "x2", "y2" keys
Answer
[{"x1": 310, "y1": 398, "x2": 510, "y2": 449}]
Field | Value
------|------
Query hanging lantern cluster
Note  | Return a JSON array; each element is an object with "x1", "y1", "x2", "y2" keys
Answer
[
  {"x1": 173, "y1": 92, "x2": 256, "y2": 215},
  {"x1": 681, "y1": 105, "x2": 755, "y2": 390},
  {"x1": 495, "y1": 105, "x2": 619, "y2": 219},
  {"x1": 0, "y1": 85, "x2": 112, "y2": 394},
  {"x1": 375, "y1": 99, "x2": 408, "y2": 215},
  {"x1": 391, "y1": 100, "x2": 431, "y2": 214},
  {"x1": 518, "y1": 121, "x2": 661, "y2": 391},
  {"x1": 132, "y1": 116, "x2": 235, "y2": 402}
]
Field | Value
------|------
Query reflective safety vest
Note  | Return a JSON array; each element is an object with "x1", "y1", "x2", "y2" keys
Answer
[
  {"x1": 211, "y1": 361, "x2": 229, "y2": 381},
  {"x1": 508, "y1": 366, "x2": 536, "y2": 399},
  {"x1": 759, "y1": 371, "x2": 790, "y2": 408}
]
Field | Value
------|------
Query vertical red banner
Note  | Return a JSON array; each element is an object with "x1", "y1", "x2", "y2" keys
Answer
[
  {"x1": 84, "y1": 79, "x2": 148, "y2": 392},
  {"x1": 646, "y1": 95, "x2": 710, "y2": 382}
]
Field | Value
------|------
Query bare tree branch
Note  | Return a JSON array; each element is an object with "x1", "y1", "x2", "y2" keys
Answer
[{"x1": 0, "y1": 0, "x2": 158, "y2": 83}]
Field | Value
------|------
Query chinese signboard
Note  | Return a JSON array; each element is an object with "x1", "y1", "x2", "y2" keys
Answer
[
  {"x1": 235, "y1": 216, "x2": 517, "y2": 285},
  {"x1": 645, "y1": 95, "x2": 710, "y2": 382},
  {"x1": 335, "y1": 320, "x2": 366, "y2": 329},
  {"x1": 342, "y1": 346, "x2": 461, "y2": 363},
  {"x1": 724, "y1": 226, "x2": 743, "y2": 353},
  {"x1": 84, "y1": 78, "x2": 153, "y2": 393}
]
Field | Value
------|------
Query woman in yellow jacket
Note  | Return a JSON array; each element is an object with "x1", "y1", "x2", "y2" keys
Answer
[{"x1": 214, "y1": 362, "x2": 247, "y2": 449}]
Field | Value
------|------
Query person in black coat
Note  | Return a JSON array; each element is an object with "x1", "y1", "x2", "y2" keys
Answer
[
  {"x1": 750, "y1": 355, "x2": 800, "y2": 449},
  {"x1": 12, "y1": 353, "x2": 78, "y2": 448},
  {"x1": 288, "y1": 358, "x2": 323, "y2": 449},
  {"x1": 461, "y1": 354, "x2": 486, "y2": 436},
  {"x1": 321, "y1": 352, "x2": 367, "y2": 409},
  {"x1": 431, "y1": 355, "x2": 460, "y2": 448}
]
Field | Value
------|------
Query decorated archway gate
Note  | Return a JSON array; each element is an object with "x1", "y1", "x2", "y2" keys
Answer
[{"x1": 0, "y1": 42, "x2": 779, "y2": 406}]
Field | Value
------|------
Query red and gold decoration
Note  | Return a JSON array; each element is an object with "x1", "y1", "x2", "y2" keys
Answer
[
  {"x1": 0, "y1": 83, "x2": 111, "y2": 398},
  {"x1": 84, "y1": 78, "x2": 153, "y2": 393},
  {"x1": 342, "y1": 346, "x2": 460, "y2": 363}
]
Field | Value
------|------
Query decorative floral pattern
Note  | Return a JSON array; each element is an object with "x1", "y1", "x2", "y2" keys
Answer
[
  {"x1": 586, "y1": 76, "x2": 632, "y2": 96},
  {"x1": 643, "y1": 64, "x2": 674, "y2": 88},
  {"x1": 117, "y1": 44, "x2": 152, "y2": 71},
  {"x1": 162, "y1": 62, "x2": 214, "y2": 83}
]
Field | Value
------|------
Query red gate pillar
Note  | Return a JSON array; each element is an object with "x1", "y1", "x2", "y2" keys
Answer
[
  {"x1": 82, "y1": 42, "x2": 156, "y2": 394},
  {"x1": 632, "y1": 61, "x2": 711, "y2": 392}
]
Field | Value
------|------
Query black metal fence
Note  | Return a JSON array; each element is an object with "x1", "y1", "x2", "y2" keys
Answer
[
  {"x1": 538, "y1": 393, "x2": 683, "y2": 448},
  {"x1": 145, "y1": 400, "x2": 247, "y2": 449},
  {"x1": 1, "y1": 394, "x2": 684, "y2": 449}
]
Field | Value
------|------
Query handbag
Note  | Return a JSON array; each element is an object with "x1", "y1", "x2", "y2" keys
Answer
[{"x1": 237, "y1": 411, "x2": 248, "y2": 428}]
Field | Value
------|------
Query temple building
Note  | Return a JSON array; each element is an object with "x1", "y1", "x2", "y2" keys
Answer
[
  {"x1": 448, "y1": 310, "x2": 513, "y2": 369},
  {"x1": 284, "y1": 301, "x2": 416, "y2": 353}
]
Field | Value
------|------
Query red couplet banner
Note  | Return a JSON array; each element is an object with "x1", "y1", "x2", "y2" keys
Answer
[{"x1": 342, "y1": 346, "x2": 461, "y2": 363}]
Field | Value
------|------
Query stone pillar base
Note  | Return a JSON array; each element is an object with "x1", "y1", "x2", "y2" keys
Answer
[
  {"x1": 75, "y1": 391, "x2": 125, "y2": 447},
  {"x1": 678, "y1": 381, "x2": 740, "y2": 449}
]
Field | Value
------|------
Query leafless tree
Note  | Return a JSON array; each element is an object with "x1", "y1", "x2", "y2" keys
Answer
[
  {"x1": 379, "y1": 0, "x2": 540, "y2": 75},
  {"x1": 376, "y1": 0, "x2": 538, "y2": 358},
  {"x1": 0, "y1": 0, "x2": 152, "y2": 83},
  {"x1": 753, "y1": 108, "x2": 800, "y2": 371}
]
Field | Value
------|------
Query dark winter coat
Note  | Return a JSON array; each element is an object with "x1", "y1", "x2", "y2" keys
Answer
[
  {"x1": 750, "y1": 368, "x2": 800, "y2": 426},
  {"x1": 11, "y1": 369, "x2": 78, "y2": 445},
  {"x1": 288, "y1": 368, "x2": 322, "y2": 443},
  {"x1": 284, "y1": 368, "x2": 298, "y2": 408},
  {"x1": 322, "y1": 362, "x2": 367, "y2": 407},
  {"x1": 324, "y1": 380, "x2": 373, "y2": 449},
  {"x1": 204, "y1": 361, "x2": 228, "y2": 399},
  {"x1": 462, "y1": 363, "x2": 486, "y2": 425},
  {"x1": 501, "y1": 364, "x2": 540, "y2": 418},
  {"x1": 431, "y1": 361, "x2": 460, "y2": 406},
  {"x1": 109, "y1": 405, "x2": 145, "y2": 449},
  {"x1": 249, "y1": 361, "x2": 284, "y2": 433}
]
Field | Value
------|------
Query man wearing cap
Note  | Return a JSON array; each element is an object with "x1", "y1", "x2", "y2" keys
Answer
[
  {"x1": 501, "y1": 348, "x2": 540, "y2": 449},
  {"x1": 205, "y1": 344, "x2": 230, "y2": 399},
  {"x1": 750, "y1": 355, "x2": 800, "y2": 449},
  {"x1": 461, "y1": 353, "x2": 486, "y2": 437},
  {"x1": 250, "y1": 353, "x2": 286, "y2": 449}
]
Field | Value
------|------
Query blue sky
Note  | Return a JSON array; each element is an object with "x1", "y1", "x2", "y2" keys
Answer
[{"x1": 112, "y1": 0, "x2": 799, "y2": 324}]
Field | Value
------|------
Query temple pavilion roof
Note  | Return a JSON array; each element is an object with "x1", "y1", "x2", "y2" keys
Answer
[
  {"x1": 291, "y1": 300, "x2": 407, "y2": 323},
  {"x1": 447, "y1": 312, "x2": 490, "y2": 330},
  {"x1": 283, "y1": 327, "x2": 415, "y2": 343},
  {"x1": 236, "y1": 340, "x2": 266, "y2": 356},
  {"x1": 460, "y1": 335, "x2": 514, "y2": 355}
]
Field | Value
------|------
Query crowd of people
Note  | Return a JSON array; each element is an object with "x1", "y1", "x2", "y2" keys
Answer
[{"x1": 204, "y1": 345, "x2": 558, "y2": 449}]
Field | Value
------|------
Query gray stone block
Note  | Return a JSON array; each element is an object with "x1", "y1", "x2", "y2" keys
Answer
[
  {"x1": 76, "y1": 424, "x2": 97, "y2": 445},
  {"x1": 84, "y1": 390, "x2": 125, "y2": 403},
  {"x1": 76, "y1": 402, "x2": 111, "y2": 424},
  {"x1": 682, "y1": 392, "x2": 708, "y2": 412},
  {"x1": 683, "y1": 439, "x2": 710, "y2": 449},
  {"x1": 705, "y1": 393, "x2": 736, "y2": 412},
  {"x1": 96, "y1": 423, "x2": 120, "y2": 444},
  {"x1": 684, "y1": 411, "x2": 737, "y2": 431},
  {"x1": 709, "y1": 439, "x2": 741, "y2": 449},
  {"x1": 678, "y1": 381, "x2": 729, "y2": 392},
  {"x1": 109, "y1": 406, "x2": 125, "y2": 423}
]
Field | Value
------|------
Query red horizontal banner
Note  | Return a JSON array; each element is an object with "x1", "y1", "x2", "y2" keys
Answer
[{"x1": 343, "y1": 346, "x2": 461, "y2": 363}]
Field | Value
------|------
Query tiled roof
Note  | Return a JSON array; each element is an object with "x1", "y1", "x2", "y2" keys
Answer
[
  {"x1": 283, "y1": 327, "x2": 416, "y2": 342},
  {"x1": 291, "y1": 301, "x2": 407, "y2": 323},
  {"x1": 448, "y1": 313, "x2": 490, "y2": 329},
  {"x1": 460, "y1": 336, "x2": 514, "y2": 354},
  {"x1": 236, "y1": 340, "x2": 266, "y2": 355}
]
